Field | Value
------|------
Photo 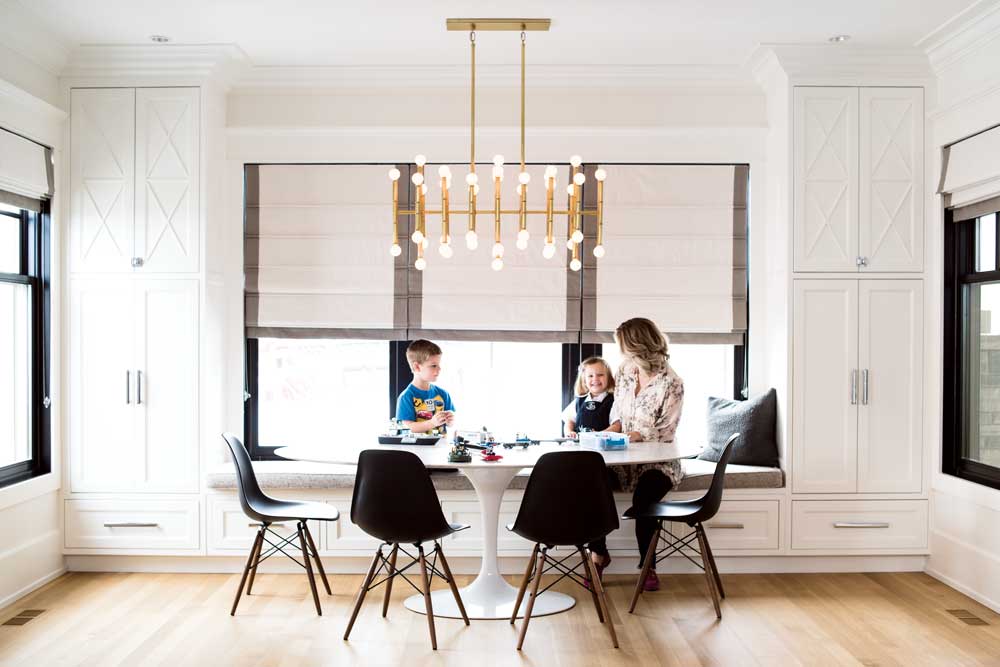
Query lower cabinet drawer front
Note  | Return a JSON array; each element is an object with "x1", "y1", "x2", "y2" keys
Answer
[
  {"x1": 65, "y1": 499, "x2": 199, "y2": 550},
  {"x1": 323, "y1": 499, "x2": 387, "y2": 553},
  {"x1": 440, "y1": 500, "x2": 533, "y2": 554},
  {"x1": 792, "y1": 500, "x2": 928, "y2": 550},
  {"x1": 701, "y1": 500, "x2": 780, "y2": 550},
  {"x1": 208, "y1": 497, "x2": 322, "y2": 552}
]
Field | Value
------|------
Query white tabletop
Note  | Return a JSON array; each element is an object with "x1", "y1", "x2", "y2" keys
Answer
[{"x1": 275, "y1": 439, "x2": 701, "y2": 469}]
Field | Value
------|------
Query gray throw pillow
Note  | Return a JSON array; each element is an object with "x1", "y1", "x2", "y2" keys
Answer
[{"x1": 698, "y1": 388, "x2": 779, "y2": 467}]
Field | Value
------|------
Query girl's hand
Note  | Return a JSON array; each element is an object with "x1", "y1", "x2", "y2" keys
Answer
[{"x1": 566, "y1": 430, "x2": 577, "y2": 439}]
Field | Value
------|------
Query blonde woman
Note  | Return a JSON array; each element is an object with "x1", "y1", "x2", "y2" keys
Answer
[{"x1": 588, "y1": 317, "x2": 684, "y2": 592}]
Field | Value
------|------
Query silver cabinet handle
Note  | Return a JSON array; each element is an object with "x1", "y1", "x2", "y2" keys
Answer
[
  {"x1": 833, "y1": 522, "x2": 889, "y2": 529},
  {"x1": 707, "y1": 523, "x2": 744, "y2": 530},
  {"x1": 249, "y1": 522, "x2": 288, "y2": 528},
  {"x1": 103, "y1": 522, "x2": 159, "y2": 528},
  {"x1": 126, "y1": 370, "x2": 131, "y2": 404},
  {"x1": 137, "y1": 370, "x2": 143, "y2": 405},
  {"x1": 862, "y1": 369, "x2": 869, "y2": 405},
  {"x1": 850, "y1": 370, "x2": 857, "y2": 405}
]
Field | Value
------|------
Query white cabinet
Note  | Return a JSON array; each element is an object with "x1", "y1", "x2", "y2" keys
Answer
[
  {"x1": 71, "y1": 87, "x2": 200, "y2": 274},
  {"x1": 792, "y1": 279, "x2": 922, "y2": 493},
  {"x1": 65, "y1": 498, "x2": 200, "y2": 551},
  {"x1": 791, "y1": 500, "x2": 928, "y2": 551},
  {"x1": 70, "y1": 278, "x2": 199, "y2": 492},
  {"x1": 794, "y1": 86, "x2": 923, "y2": 273}
]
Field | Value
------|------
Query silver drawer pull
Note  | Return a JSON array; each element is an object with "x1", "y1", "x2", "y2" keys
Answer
[
  {"x1": 249, "y1": 522, "x2": 288, "y2": 528},
  {"x1": 707, "y1": 523, "x2": 744, "y2": 530},
  {"x1": 103, "y1": 522, "x2": 159, "y2": 528},
  {"x1": 833, "y1": 522, "x2": 890, "y2": 529}
]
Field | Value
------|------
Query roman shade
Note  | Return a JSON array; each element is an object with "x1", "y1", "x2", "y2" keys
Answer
[
  {"x1": 940, "y1": 124, "x2": 1000, "y2": 222},
  {"x1": 584, "y1": 164, "x2": 748, "y2": 344},
  {"x1": 245, "y1": 164, "x2": 406, "y2": 338},
  {"x1": 0, "y1": 128, "x2": 53, "y2": 212}
]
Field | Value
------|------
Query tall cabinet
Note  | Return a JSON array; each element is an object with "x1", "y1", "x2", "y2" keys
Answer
[
  {"x1": 65, "y1": 87, "x2": 203, "y2": 553},
  {"x1": 790, "y1": 85, "x2": 928, "y2": 553}
]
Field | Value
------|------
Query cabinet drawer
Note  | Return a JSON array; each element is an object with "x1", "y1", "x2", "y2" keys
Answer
[
  {"x1": 702, "y1": 500, "x2": 780, "y2": 550},
  {"x1": 207, "y1": 496, "x2": 322, "y2": 553},
  {"x1": 792, "y1": 500, "x2": 927, "y2": 550},
  {"x1": 65, "y1": 499, "x2": 199, "y2": 550},
  {"x1": 323, "y1": 498, "x2": 384, "y2": 553}
]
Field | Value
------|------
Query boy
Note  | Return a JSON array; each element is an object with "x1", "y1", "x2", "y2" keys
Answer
[{"x1": 395, "y1": 339, "x2": 456, "y2": 434}]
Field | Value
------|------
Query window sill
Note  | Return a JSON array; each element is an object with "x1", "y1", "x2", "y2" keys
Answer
[{"x1": 0, "y1": 471, "x2": 59, "y2": 511}]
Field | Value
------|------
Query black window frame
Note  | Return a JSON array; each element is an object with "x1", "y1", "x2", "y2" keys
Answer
[
  {"x1": 943, "y1": 206, "x2": 1000, "y2": 491},
  {"x1": 0, "y1": 202, "x2": 51, "y2": 488}
]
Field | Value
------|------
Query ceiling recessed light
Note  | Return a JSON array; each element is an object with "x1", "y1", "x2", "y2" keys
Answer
[
  {"x1": 150, "y1": 35, "x2": 170, "y2": 43},
  {"x1": 828, "y1": 34, "x2": 851, "y2": 43}
]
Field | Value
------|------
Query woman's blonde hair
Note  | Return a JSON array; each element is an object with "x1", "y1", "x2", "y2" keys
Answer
[
  {"x1": 574, "y1": 357, "x2": 615, "y2": 396},
  {"x1": 614, "y1": 317, "x2": 670, "y2": 375}
]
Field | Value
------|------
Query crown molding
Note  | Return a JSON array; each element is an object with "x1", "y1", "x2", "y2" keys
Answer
[
  {"x1": 0, "y1": 2, "x2": 72, "y2": 75},
  {"x1": 226, "y1": 125, "x2": 767, "y2": 139},
  {"x1": 918, "y1": 0, "x2": 1000, "y2": 75},
  {"x1": 748, "y1": 44, "x2": 931, "y2": 84},
  {"x1": 60, "y1": 44, "x2": 248, "y2": 87}
]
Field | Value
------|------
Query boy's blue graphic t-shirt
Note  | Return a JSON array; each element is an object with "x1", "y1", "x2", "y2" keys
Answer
[{"x1": 395, "y1": 384, "x2": 455, "y2": 423}]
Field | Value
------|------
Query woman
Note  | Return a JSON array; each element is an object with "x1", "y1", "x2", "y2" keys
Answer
[{"x1": 589, "y1": 317, "x2": 684, "y2": 592}]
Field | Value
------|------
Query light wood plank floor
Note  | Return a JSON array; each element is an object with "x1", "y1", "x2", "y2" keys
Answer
[{"x1": 2, "y1": 571, "x2": 999, "y2": 666}]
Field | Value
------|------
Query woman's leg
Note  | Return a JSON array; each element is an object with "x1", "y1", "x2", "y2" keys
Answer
[
  {"x1": 586, "y1": 468, "x2": 620, "y2": 564},
  {"x1": 632, "y1": 469, "x2": 673, "y2": 568}
]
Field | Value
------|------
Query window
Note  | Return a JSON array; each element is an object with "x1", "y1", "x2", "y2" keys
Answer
[
  {"x1": 0, "y1": 200, "x2": 50, "y2": 488},
  {"x1": 944, "y1": 208, "x2": 1000, "y2": 490}
]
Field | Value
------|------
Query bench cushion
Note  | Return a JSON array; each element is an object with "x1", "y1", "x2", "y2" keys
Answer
[{"x1": 676, "y1": 458, "x2": 784, "y2": 491}]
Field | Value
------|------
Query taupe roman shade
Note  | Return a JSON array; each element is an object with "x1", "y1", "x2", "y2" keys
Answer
[
  {"x1": 583, "y1": 164, "x2": 748, "y2": 344},
  {"x1": 245, "y1": 164, "x2": 406, "y2": 338},
  {"x1": 0, "y1": 128, "x2": 53, "y2": 212},
  {"x1": 940, "y1": 124, "x2": 1000, "y2": 222}
]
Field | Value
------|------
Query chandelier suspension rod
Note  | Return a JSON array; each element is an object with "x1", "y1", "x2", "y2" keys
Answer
[
  {"x1": 470, "y1": 29, "x2": 476, "y2": 174},
  {"x1": 520, "y1": 28, "x2": 526, "y2": 172}
]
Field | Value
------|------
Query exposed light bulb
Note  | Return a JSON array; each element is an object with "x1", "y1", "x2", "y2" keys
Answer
[
  {"x1": 516, "y1": 184, "x2": 523, "y2": 195},
  {"x1": 492, "y1": 165, "x2": 504, "y2": 180},
  {"x1": 571, "y1": 229, "x2": 584, "y2": 243},
  {"x1": 420, "y1": 183, "x2": 428, "y2": 195},
  {"x1": 411, "y1": 172, "x2": 424, "y2": 186},
  {"x1": 517, "y1": 229, "x2": 530, "y2": 242},
  {"x1": 544, "y1": 165, "x2": 557, "y2": 179},
  {"x1": 414, "y1": 154, "x2": 427, "y2": 166},
  {"x1": 493, "y1": 154, "x2": 504, "y2": 166},
  {"x1": 388, "y1": 168, "x2": 401, "y2": 181},
  {"x1": 519, "y1": 171, "x2": 531, "y2": 185},
  {"x1": 465, "y1": 230, "x2": 479, "y2": 250},
  {"x1": 566, "y1": 238, "x2": 575, "y2": 250},
  {"x1": 566, "y1": 184, "x2": 575, "y2": 196},
  {"x1": 516, "y1": 237, "x2": 528, "y2": 250},
  {"x1": 411, "y1": 230, "x2": 424, "y2": 243},
  {"x1": 570, "y1": 258, "x2": 582, "y2": 271},
  {"x1": 438, "y1": 165, "x2": 451, "y2": 178},
  {"x1": 542, "y1": 243, "x2": 556, "y2": 259},
  {"x1": 415, "y1": 257, "x2": 427, "y2": 271},
  {"x1": 573, "y1": 172, "x2": 586, "y2": 186},
  {"x1": 570, "y1": 155, "x2": 583, "y2": 167},
  {"x1": 389, "y1": 243, "x2": 402, "y2": 257},
  {"x1": 492, "y1": 242, "x2": 505, "y2": 257},
  {"x1": 491, "y1": 257, "x2": 504, "y2": 271},
  {"x1": 439, "y1": 243, "x2": 453, "y2": 258},
  {"x1": 593, "y1": 244, "x2": 606, "y2": 258},
  {"x1": 594, "y1": 168, "x2": 607, "y2": 181},
  {"x1": 473, "y1": 183, "x2": 480, "y2": 195},
  {"x1": 466, "y1": 172, "x2": 478, "y2": 186}
]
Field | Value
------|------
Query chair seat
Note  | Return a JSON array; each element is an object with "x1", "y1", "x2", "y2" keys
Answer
[
  {"x1": 623, "y1": 498, "x2": 706, "y2": 523},
  {"x1": 248, "y1": 497, "x2": 340, "y2": 523}
]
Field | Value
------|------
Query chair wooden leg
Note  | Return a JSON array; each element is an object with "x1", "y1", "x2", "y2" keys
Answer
[
  {"x1": 381, "y1": 544, "x2": 398, "y2": 618},
  {"x1": 695, "y1": 526, "x2": 722, "y2": 619},
  {"x1": 344, "y1": 547, "x2": 382, "y2": 640},
  {"x1": 585, "y1": 554, "x2": 619, "y2": 648},
  {"x1": 303, "y1": 524, "x2": 331, "y2": 595},
  {"x1": 418, "y1": 545, "x2": 438, "y2": 650},
  {"x1": 629, "y1": 520, "x2": 661, "y2": 613},
  {"x1": 231, "y1": 527, "x2": 264, "y2": 616},
  {"x1": 297, "y1": 522, "x2": 322, "y2": 615},
  {"x1": 699, "y1": 524, "x2": 725, "y2": 599},
  {"x1": 510, "y1": 543, "x2": 539, "y2": 624},
  {"x1": 245, "y1": 525, "x2": 266, "y2": 595},
  {"x1": 435, "y1": 543, "x2": 469, "y2": 625},
  {"x1": 517, "y1": 547, "x2": 547, "y2": 651},
  {"x1": 579, "y1": 547, "x2": 604, "y2": 624}
]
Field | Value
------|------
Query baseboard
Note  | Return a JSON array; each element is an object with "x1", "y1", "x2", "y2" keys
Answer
[
  {"x1": 0, "y1": 529, "x2": 66, "y2": 612},
  {"x1": 926, "y1": 529, "x2": 1000, "y2": 614},
  {"x1": 65, "y1": 553, "x2": 929, "y2": 575}
]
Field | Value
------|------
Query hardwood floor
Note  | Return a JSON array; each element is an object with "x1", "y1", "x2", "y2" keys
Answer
[{"x1": 2, "y1": 571, "x2": 999, "y2": 666}]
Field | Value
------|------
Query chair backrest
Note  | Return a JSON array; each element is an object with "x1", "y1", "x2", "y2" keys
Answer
[
  {"x1": 222, "y1": 432, "x2": 270, "y2": 522},
  {"x1": 510, "y1": 451, "x2": 619, "y2": 547},
  {"x1": 350, "y1": 449, "x2": 452, "y2": 544},
  {"x1": 693, "y1": 432, "x2": 740, "y2": 522}
]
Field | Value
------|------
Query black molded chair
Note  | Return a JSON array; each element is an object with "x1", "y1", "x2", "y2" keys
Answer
[
  {"x1": 222, "y1": 433, "x2": 340, "y2": 616},
  {"x1": 624, "y1": 433, "x2": 740, "y2": 619},
  {"x1": 507, "y1": 450, "x2": 620, "y2": 650},
  {"x1": 343, "y1": 449, "x2": 470, "y2": 650}
]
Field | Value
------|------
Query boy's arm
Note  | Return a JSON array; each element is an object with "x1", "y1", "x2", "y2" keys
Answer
[{"x1": 402, "y1": 411, "x2": 448, "y2": 434}]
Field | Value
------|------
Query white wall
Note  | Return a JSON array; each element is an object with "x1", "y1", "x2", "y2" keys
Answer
[{"x1": 924, "y1": 3, "x2": 1000, "y2": 613}]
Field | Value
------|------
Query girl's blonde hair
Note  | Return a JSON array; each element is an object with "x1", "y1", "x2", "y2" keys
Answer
[
  {"x1": 614, "y1": 317, "x2": 670, "y2": 375},
  {"x1": 574, "y1": 356, "x2": 615, "y2": 396}
]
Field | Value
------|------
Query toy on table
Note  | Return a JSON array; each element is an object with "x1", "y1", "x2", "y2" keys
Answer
[
  {"x1": 501, "y1": 433, "x2": 540, "y2": 449},
  {"x1": 480, "y1": 443, "x2": 503, "y2": 462},
  {"x1": 378, "y1": 418, "x2": 441, "y2": 446},
  {"x1": 447, "y1": 442, "x2": 472, "y2": 463}
]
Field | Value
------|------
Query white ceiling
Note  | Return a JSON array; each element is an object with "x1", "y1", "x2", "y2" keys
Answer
[{"x1": 12, "y1": 0, "x2": 981, "y2": 68}]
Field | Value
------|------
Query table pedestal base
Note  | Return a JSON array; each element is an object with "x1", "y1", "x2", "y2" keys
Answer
[{"x1": 403, "y1": 578, "x2": 575, "y2": 620}]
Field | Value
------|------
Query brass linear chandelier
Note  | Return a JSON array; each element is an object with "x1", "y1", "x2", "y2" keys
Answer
[{"x1": 387, "y1": 18, "x2": 607, "y2": 272}]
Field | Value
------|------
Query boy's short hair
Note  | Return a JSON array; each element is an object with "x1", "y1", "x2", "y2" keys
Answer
[{"x1": 406, "y1": 339, "x2": 442, "y2": 366}]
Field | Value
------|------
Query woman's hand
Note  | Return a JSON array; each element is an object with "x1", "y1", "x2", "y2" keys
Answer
[{"x1": 626, "y1": 430, "x2": 643, "y2": 442}]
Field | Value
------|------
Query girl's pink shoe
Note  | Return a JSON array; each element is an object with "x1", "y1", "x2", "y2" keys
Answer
[
  {"x1": 584, "y1": 555, "x2": 611, "y2": 590},
  {"x1": 643, "y1": 571, "x2": 660, "y2": 592}
]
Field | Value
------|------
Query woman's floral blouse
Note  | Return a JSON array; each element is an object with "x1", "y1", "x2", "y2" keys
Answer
[{"x1": 609, "y1": 361, "x2": 685, "y2": 491}]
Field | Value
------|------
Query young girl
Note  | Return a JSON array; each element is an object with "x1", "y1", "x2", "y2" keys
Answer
[{"x1": 562, "y1": 357, "x2": 616, "y2": 436}]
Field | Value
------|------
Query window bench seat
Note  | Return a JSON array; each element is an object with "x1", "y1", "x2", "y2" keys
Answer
[{"x1": 206, "y1": 459, "x2": 784, "y2": 492}]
